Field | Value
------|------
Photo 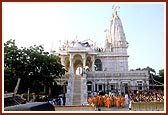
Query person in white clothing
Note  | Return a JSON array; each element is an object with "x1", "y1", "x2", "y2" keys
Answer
[
  {"x1": 60, "y1": 97, "x2": 63, "y2": 106},
  {"x1": 125, "y1": 94, "x2": 129, "y2": 105},
  {"x1": 129, "y1": 100, "x2": 132, "y2": 110}
]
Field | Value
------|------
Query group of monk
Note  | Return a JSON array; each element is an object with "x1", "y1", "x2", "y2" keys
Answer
[{"x1": 87, "y1": 94, "x2": 126, "y2": 108}]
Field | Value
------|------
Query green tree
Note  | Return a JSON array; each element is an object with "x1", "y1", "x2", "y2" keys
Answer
[
  {"x1": 4, "y1": 39, "x2": 66, "y2": 95},
  {"x1": 4, "y1": 39, "x2": 20, "y2": 92},
  {"x1": 159, "y1": 69, "x2": 164, "y2": 77},
  {"x1": 158, "y1": 69, "x2": 164, "y2": 85},
  {"x1": 153, "y1": 69, "x2": 164, "y2": 90},
  {"x1": 142, "y1": 66, "x2": 164, "y2": 90},
  {"x1": 142, "y1": 66, "x2": 156, "y2": 74}
]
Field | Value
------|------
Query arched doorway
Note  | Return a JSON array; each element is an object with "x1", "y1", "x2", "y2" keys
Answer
[
  {"x1": 76, "y1": 67, "x2": 83, "y2": 75},
  {"x1": 87, "y1": 81, "x2": 92, "y2": 97},
  {"x1": 86, "y1": 56, "x2": 92, "y2": 71},
  {"x1": 73, "y1": 54, "x2": 83, "y2": 75}
]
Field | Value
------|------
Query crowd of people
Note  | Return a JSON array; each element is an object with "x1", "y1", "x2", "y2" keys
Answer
[
  {"x1": 26, "y1": 89, "x2": 164, "y2": 109},
  {"x1": 129, "y1": 89, "x2": 164, "y2": 102},
  {"x1": 87, "y1": 89, "x2": 164, "y2": 109},
  {"x1": 87, "y1": 93, "x2": 128, "y2": 108}
]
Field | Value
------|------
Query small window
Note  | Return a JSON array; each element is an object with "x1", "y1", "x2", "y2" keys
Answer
[
  {"x1": 137, "y1": 81, "x2": 142, "y2": 83},
  {"x1": 111, "y1": 85, "x2": 115, "y2": 90},
  {"x1": 98, "y1": 85, "x2": 102, "y2": 91},
  {"x1": 111, "y1": 48, "x2": 113, "y2": 52},
  {"x1": 95, "y1": 59, "x2": 102, "y2": 71},
  {"x1": 138, "y1": 84, "x2": 142, "y2": 90},
  {"x1": 87, "y1": 85, "x2": 92, "y2": 91}
]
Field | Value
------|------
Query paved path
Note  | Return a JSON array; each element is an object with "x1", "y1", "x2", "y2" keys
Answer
[
  {"x1": 55, "y1": 105, "x2": 94, "y2": 111},
  {"x1": 54, "y1": 105, "x2": 130, "y2": 111},
  {"x1": 96, "y1": 105, "x2": 129, "y2": 111}
]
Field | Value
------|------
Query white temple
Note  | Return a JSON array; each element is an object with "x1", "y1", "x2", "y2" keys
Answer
[{"x1": 55, "y1": 6, "x2": 149, "y2": 105}]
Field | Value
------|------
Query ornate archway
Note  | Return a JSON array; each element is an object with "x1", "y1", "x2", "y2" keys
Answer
[
  {"x1": 73, "y1": 54, "x2": 83, "y2": 75},
  {"x1": 86, "y1": 56, "x2": 92, "y2": 71}
]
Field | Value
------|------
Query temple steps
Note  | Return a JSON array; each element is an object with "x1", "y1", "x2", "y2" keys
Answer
[{"x1": 72, "y1": 75, "x2": 82, "y2": 105}]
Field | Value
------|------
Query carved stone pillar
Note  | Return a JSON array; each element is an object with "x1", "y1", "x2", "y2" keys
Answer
[
  {"x1": 69, "y1": 54, "x2": 74, "y2": 74},
  {"x1": 118, "y1": 79, "x2": 121, "y2": 93},
  {"x1": 91, "y1": 55, "x2": 95, "y2": 71},
  {"x1": 61, "y1": 56, "x2": 65, "y2": 66},
  {"x1": 82, "y1": 54, "x2": 86, "y2": 74},
  {"x1": 93, "y1": 82, "x2": 96, "y2": 91}
]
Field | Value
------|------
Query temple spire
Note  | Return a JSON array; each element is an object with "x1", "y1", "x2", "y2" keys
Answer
[
  {"x1": 104, "y1": 5, "x2": 128, "y2": 52},
  {"x1": 112, "y1": 5, "x2": 120, "y2": 16}
]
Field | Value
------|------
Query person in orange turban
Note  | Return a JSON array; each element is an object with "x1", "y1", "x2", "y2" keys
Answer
[{"x1": 121, "y1": 95, "x2": 125, "y2": 108}]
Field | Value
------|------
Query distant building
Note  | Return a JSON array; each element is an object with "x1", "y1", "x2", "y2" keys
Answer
[{"x1": 55, "y1": 6, "x2": 149, "y2": 105}]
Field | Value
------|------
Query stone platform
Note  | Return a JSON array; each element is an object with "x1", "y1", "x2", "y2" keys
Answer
[
  {"x1": 54, "y1": 105, "x2": 94, "y2": 111},
  {"x1": 54, "y1": 105, "x2": 129, "y2": 111}
]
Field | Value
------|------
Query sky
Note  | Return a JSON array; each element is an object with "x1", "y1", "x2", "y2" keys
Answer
[{"x1": 2, "y1": 2, "x2": 165, "y2": 73}]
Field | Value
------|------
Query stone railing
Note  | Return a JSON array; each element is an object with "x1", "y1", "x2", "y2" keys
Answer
[
  {"x1": 80, "y1": 75, "x2": 88, "y2": 105},
  {"x1": 86, "y1": 71, "x2": 148, "y2": 77},
  {"x1": 65, "y1": 75, "x2": 74, "y2": 105},
  {"x1": 131, "y1": 102, "x2": 164, "y2": 111},
  {"x1": 54, "y1": 105, "x2": 94, "y2": 111}
]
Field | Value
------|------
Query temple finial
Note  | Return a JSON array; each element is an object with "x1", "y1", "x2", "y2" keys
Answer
[{"x1": 112, "y1": 4, "x2": 120, "y2": 16}]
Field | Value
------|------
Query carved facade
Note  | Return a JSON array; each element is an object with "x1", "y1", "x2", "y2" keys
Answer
[{"x1": 56, "y1": 7, "x2": 149, "y2": 101}]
